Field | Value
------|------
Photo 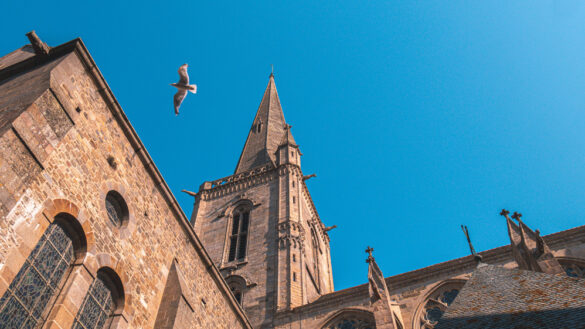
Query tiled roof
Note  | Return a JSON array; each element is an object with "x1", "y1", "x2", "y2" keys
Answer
[{"x1": 435, "y1": 264, "x2": 585, "y2": 329}]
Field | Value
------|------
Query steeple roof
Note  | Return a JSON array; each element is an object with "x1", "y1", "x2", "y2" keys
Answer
[{"x1": 234, "y1": 74, "x2": 294, "y2": 173}]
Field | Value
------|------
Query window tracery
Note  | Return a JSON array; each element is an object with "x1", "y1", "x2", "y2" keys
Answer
[
  {"x1": 228, "y1": 206, "x2": 250, "y2": 262},
  {"x1": 323, "y1": 312, "x2": 376, "y2": 329},
  {"x1": 0, "y1": 216, "x2": 83, "y2": 328},
  {"x1": 559, "y1": 259, "x2": 585, "y2": 278},
  {"x1": 417, "y1": 282, "x2": 465, "y2": 329},
  {"x1": 72, "y1": 269, "x2": 123, "y2": 329}
]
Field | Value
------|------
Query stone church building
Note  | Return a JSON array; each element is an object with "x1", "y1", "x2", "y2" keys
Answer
[{"x1": 0, "y1": 32, "x2": 584, "y2": 329}]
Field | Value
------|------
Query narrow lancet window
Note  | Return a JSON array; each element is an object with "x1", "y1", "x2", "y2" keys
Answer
[
  {"x1": 311, "y1": 228, "x2": 320, "y2": 286},
  {"x1": 228, "y1": 207, "x2": 250, "y2": 262}
]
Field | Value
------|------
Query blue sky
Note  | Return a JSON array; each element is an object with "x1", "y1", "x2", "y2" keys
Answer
[{"x1": 2, "y1": 1, "x2": 585, "y2": 290}]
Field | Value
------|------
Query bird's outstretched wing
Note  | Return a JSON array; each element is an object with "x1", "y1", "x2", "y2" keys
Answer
[
  {"x1": 174, "y1": 90, "x2": 188, "y2": 115},
  {"x1": 177, "y1": 64, "x2": 189, "y2": 85}
]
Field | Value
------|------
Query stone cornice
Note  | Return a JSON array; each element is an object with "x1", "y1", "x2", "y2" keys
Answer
[
  {"x1": 199, "y1": 163, "x2": 329, "y2": 241},
  {"x1": 199, "y1": 164, "x2": 276, "y2": 201}
]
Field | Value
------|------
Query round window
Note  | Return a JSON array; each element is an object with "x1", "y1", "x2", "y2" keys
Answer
[{"x1": 105, "y1": 191, "x2": 128, "y2": 227}]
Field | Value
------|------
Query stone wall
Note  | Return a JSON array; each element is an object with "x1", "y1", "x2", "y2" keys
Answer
[
  {"x1": 193, "y1": 170, "x2": 280, "y2": 328},
  {"x1": 271, "y1": 228, "x2": 585, "y2": 329},
  {"x1": 0, "y1": 44, "x2": 251, "y2": 329}
]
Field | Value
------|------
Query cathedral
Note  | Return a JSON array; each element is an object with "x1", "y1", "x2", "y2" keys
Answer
[{"x1": 0, "y1": 31, "x2": 584, "y2": 329}]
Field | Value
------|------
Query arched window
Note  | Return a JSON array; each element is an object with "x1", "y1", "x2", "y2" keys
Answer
[
  {"x1": 322, "y1": 310, "x2": 376, "y2": 329},
  {"x1": 228, "y1": 207, "x2": 250, "y2": 262},
  {"x1": 0, "y1": 213, "x2": 86, "y2": 328},
  {"x1": 226, "y1": 275, "x2": 246, "y2": 306},
  {"x1": 416, "y1": 281, "x2": 465, "y2": 329},
  {"x1": 105, "y1": 191, "x2": 129, "y2": 228},
  {"x1": 256, "y1": 119, "x2": 262, "y2": 133},
  {"x1": 72, "y1": 267, "x2": 124, "y2": 329},
  {"x1": 231, "y1": 286, "x2": 243, "y2": 305},
  {"x1": 559, "y1": 258, "x2": 585, "y2": 278}
]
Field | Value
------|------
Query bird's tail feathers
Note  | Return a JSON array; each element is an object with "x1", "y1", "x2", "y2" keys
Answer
[{"x1": 189, "y1": 84, "x2": 197, "y2": 94}]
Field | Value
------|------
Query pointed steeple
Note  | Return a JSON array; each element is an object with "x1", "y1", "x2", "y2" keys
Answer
[{"x1": 234, "y1": 74, "x2": 294, "y2": 174}]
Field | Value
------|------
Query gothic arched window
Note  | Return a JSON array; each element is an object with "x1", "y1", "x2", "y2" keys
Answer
[
  {"x1": 322, "y1": 311, "x2": 376, "y2": 329},
  {"x1": 72, "y1": 268, "x2": 124, "y2": 329},
  {"x1": 559, "y1": 258, "x2": 585, "y2": 278},
  {"x1": 417, "y1": 281, "x2": 465, "y2": 329},
  {"x1": 0, "y1": 214, "x2": 86, "y2": 328},
  {"x1": 228, "y1": 207, "x2": 250, "y2": 262}
]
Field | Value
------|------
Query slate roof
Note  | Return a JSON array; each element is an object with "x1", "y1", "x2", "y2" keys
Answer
[
  {"x1": 0, "y1": 45, "x2": 35, "y2": 70},
  {"x1": 0, "y1": 45, "x2": 68, "y2": 135},
  {"x1": 234, "y1": 74, "x2": 293, "y2": 173},
  {"x1": 435, "y1": 264, "x2": 585, "y2": 329}
]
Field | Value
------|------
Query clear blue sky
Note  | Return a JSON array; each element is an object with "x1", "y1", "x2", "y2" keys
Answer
[{"x1": 3, "y1": 1, "x2": 585, "y2": 290}]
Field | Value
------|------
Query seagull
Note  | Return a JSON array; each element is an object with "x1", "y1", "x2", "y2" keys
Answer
[{"x1": 170, "y1": 64, "x2": 197, "y2": 115}]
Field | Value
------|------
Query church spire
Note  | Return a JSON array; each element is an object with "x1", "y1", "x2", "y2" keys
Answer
[{"x1": 234, "y1": 74, "x2": 294, "y2": 174}]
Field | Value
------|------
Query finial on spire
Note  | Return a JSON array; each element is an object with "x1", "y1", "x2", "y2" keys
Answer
[
  {"x1": 511, "y1": 211, "x2": 523, "y2": 222},
  {"x1": 270, "y1": 64, "x2": 274, "y2": 78},
  {"x1": 365, "y1": 246, "x2": 374, "y2": 263}
]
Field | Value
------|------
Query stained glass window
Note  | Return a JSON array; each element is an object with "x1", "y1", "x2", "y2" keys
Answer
[
  {"x1": 72, "y1": 275, "x2": 116, "y2": 329},
  {"x1": 105, "y1": 191, "x2": 128, "y2": 228},
  {"x1": 228, "y1": 208, "x2": 250, "y2": 262},
  {"x1": 327, "y1": 316, "x2": 376, "y2": 329},
  {"x1": 0, "y1": 222, "x2": 75, "y2": 328},
  {"x1": 559, "y1": 260, "x2": 585, "y2": 278},
  {"x1": 418, "y1": 283, "x2": 464, "y2": 329}
]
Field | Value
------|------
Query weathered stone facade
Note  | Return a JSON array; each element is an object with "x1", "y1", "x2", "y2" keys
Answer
[
  {"x1": 190, "y1": 67, "x2": 585, "y2": 329},
  {"x1": 3, "y1": 32, "x2": 585, "y2": 329},
  {"x1": 0, "y1": 35, "x2": 252, "y2": 329},
  {"x1": 191, "y1": 76, "x2": 335, "y2": 328}
]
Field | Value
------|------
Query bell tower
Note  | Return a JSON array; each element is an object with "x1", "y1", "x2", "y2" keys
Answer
[{"x1": 190, "y1": 74, "x2": 334, "y2": 328}]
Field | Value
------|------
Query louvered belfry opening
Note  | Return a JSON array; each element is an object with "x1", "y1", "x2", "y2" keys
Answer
[{"x1": 228, "y1": 208, "x2": 250, "y2": 262}]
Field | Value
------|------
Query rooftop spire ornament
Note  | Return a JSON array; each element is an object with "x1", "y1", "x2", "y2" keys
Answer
[
  {"x1": 460, "y1": 225, "x2": 477, "y2": 256},
  {"x1": 365, "y1": 246, "x2": 374, "y2": 263}
]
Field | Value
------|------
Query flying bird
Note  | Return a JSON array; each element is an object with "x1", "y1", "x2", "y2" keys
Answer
[{"x1": 170, "y1": 64, "x2": 197, "y2": 115}]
